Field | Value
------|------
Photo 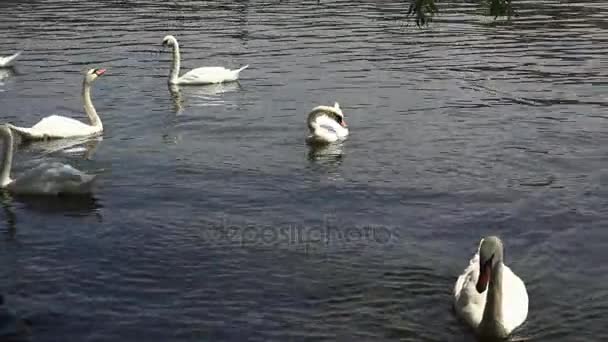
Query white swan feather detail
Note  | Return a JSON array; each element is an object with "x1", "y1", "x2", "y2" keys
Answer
[
  {"x1": 306, "y1": 102, "x2": 349, "y2": 144},
  {"x1": 454, "y1": 236, "x2": 528, "y2": 339},
  {"x1": 162, "y1": 35, "x2": 248, "y2": 85},
  {"x1": 0, "y1": 125, "x2": 95, "y2": 195},
  {"x1": 0, "y1": 52, "x2": 20, "y2": 68},
  {"x1": 8, "y1": 68, "x2": 106, "y2": 140}
]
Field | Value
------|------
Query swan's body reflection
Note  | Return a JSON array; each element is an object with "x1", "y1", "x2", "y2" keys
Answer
[
  {"x1": 0, "y1": 68, "x2": 15, "y2": 87},
  {"x1": 168, "y1": 82, "x2": 242, "y2": 113},
  {"x1": 2, "y1": 190, "x2": 101, "y2": 223},
  {"x1": 308, "y1": 142, "x2": 345, "y2": 169}
]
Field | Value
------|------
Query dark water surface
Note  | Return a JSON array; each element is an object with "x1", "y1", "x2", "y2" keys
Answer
[{"x1": 0, "y1": 0, "x2": 606, "y2": 341}]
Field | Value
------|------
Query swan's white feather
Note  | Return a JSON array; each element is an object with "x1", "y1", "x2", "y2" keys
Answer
[
  {"x1": 8, "y1": 162, "x2": 96, "y2": 195},
  {"x1": 176, "y1": 65, "x2": 248, "y2": 85},
  {"x1": 0, "y1": 52, "x2": 20, "y2": 68},
  {"x1": 454, "y1": 240, "x2": 529, "y2": 336},
  {"x1": 9, "y1": 115, "x2": 101, "y2": 140}
]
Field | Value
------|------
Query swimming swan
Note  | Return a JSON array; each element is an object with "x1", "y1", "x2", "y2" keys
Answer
[
  {"x1": 0, "y1": 52, "x2": 20, "y2": 68},
  {"x1": 0, "y1": 125, "x2": 96, "y2": 195},
  {"x1": 8, "y1": 68, "x2": 106, "y2": 141},
  {"x1": 306, "y1": 102, "x2": 349, "y2": 144},
  {"x1": 162, "y1": 35, "x2": 248, "y2": 85},
  {"x1": 453, "y1": 236, "x2": 529, "y2": 339}
]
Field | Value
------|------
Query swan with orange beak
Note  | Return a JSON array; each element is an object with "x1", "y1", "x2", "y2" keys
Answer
[
  {"x1": 8, "y1": 68, "x2": 107, "y2": 140},
  {"x1": 454, "y1": 236, "x2": 529, "y2": 339},
  {"x1": 306, "y1": 102, "x2": 349, "y2": 144}
]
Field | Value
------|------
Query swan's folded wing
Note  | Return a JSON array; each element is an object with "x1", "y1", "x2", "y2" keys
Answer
[
  {"x1": 10, "y1": 115, "x2": 99, "y2": 140},
  {"x1": 500, "y1": 265, "x2": 529, "y2": 333},
  {"x1": 319, "y1": 124, "x2": 337, "y2": 133},
  {"x1": 454, "y1": 249, "x2": 486, "y2": 329},
  {"x1": 179, "y1": 67, "x2": 235, "y2": 84}
]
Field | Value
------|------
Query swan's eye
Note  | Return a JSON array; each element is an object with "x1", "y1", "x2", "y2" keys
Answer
[{"x1": 335, "y1": 116, "x2": 343, "y2": 124}]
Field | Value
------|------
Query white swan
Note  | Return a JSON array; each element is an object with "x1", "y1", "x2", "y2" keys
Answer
[
  {"x1": 162, "y1": 35, "x2": 248, "y2": 85},
  {"x1": 0, "y1": 52, "x2": 20, "y2": 68},
  {"x1": 0, "y1": 125, "x2": 96, "y2": 195},
  {"x1": 454, "y1": 236, "x2": 529, "y2": 339},
  {"x1": 306, "y1": 102, "x2": 349, "y2": 144},
  {"x1": 8, "y1": 68, "x2": 106, "y2": 141}
]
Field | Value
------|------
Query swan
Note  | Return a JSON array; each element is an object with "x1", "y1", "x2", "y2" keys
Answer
[
  {"x1": 306, "y1": 102, "x2": 349, "y2": 144},
  {"x1": 454, "y1": 236, "x2": 529, "y2": 339},
  {"x1": 0, "y1": 125, "x2": 96, "y2": 195},
  {"x1": 8, "y1": 68, "x2": 106, "y2": 141},
  {"x1": 162, "y1": 35, "x2": 248, "y2": 85},
  {"x1": 0, "y1": 52, "x2": 20, "y2": 68}
]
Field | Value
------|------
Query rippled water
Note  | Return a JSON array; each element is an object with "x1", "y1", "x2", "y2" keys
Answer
[{"x1": 0, "y1": 0, "x2": 606, "y2": 341}]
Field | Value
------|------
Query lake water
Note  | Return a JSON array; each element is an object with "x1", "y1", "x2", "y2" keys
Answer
[{"x1": 0, "y1": 0, "x2": 606, "y2": 341}]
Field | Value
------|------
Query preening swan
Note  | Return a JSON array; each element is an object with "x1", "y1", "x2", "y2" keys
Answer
[
  {"x1": 306, "y1": 102, "x2": 349, "y2": 144},
  {"x1": 0, "y1": 52, "x2": 20, "y2": 68},
  {"x1": 8, "y1": 68, "x2": 106, "y2": 141},
  {"x1": 0, "y1": 125, "x2": 96, "y2": 195},
  {"x1": 453, "y1": 236, "x2": 528, "y2": 340},
  {"x1": 162, "y1": 35, "x2": 248, "y2": 85}
]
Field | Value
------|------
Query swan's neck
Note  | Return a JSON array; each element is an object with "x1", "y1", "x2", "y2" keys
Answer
[
  {"x1": 479, "y1": 262, "x2": 508, "y2": 338},
  {"x1": 308, "y1": 113, "x2": 336, "y2": 132},
  {"x1": 169, "y1": 42, "x2": 181, "y2": 84},
  {"x1": 82, "y1": 80, "x2": 102, "y2": 129},
  {"x1": 0, "y1": 130, "x2": 14, "y2": 187}
]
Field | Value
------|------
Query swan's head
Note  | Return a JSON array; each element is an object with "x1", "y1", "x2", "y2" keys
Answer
[
  {"x1": 331, "y1": 102, "x2": 347, "y2": 127},
  {"x1": 162, "y1": 35, "x2": 178, "y2": 48},
  {"x1": 85, "y1": 68, "x2": 106, "y2": 83},
  {"x1": 476, "y1": 236, "x2": 504, "y2": 293}
]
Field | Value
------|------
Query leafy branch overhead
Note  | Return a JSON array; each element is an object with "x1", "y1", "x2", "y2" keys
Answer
[{"x1": 407, "y1": 0, "x2": 514, "y2": 26}]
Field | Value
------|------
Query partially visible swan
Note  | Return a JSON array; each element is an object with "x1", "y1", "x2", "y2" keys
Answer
[
  {"x1": 162, "y1": 35, "x2": 248, "y2": 85},
  {"x1": 0, "y1": 125, "x2": 96, "y2": 195},
  {"x1": 0, "y1": 52, "x2": 20, "y2": 68},
  {"x1": 454, "y1": 236, "x2": 529, "y2": 339},
  {"x1": 8, "y1": 68, "x2": 106, "y2": 141},
  {"x1": 306, "y1": 102, "x2": 349, "y2": 144}
]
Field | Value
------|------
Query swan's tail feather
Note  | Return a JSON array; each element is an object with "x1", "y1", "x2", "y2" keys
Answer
[
  {"x1": 6, "y1": 124, "x2": 45, "y2": 140},
  {"x1": 235, "y1": 64, "x2": 249, "y2": 73},
  {"x1": 0, "y1": 51, "x2": 21, "y2": 67},
  {"x1": 7, "y1": 124, "x2": 31, "y2": 135},
  {"x1": 7, "y1": 124, "x2": 28, "y2": 135}
]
